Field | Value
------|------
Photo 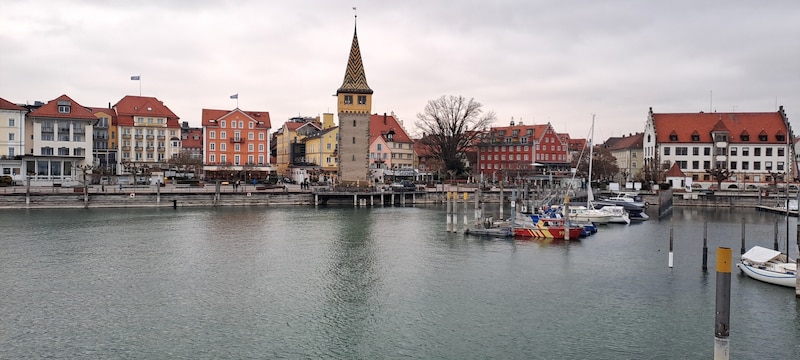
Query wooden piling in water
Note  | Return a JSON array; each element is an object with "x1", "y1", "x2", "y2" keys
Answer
[
  {"x1": 463, "y1": 192, "x2": 468, "y2": 234},
  {"x1": 740, "y1": 217, "x2": 746, "y2": 255},
  {"x1": 446, "y1": 192, "x2": 451, "y2": 232},
  {"x1": 774, "y1": 219, "x2": 780, "y2": 251},
  {"x1": 786, "y1": 224, "x2": 800, "y2": 298},
  {"x1": 702, "y1": 221, "x2": 708, "y2": 271},
  {"x1": 714, "y1": 247, "x2": 732, "y2": 360}
]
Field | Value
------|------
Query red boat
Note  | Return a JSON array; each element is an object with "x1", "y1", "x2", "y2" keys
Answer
[{"x1": 511, "y1": 215, "x2": 584, "y2": 239}]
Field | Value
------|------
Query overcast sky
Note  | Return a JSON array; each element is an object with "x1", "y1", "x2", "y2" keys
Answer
[{"x1": 2, "y1": 0, "x2": 799, "y2": 142}]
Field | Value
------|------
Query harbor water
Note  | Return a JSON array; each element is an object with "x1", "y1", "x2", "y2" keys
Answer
[{"x1": 1, "y1": 205, "x2": 798, "y2": 359}]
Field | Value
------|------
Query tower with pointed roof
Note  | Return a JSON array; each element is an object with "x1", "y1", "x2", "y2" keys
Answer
[{"x1": 336, "y1": 14, "x2": 373, "y2": 186}]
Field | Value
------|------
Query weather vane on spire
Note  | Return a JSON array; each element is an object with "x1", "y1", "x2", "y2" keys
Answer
[{"x1": 353, "y1": 6, "x2": 357, "y2": 19}]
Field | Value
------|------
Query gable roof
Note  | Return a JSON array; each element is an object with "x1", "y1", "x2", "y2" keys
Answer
[
  {"x1": 652, "y1": 111, "x2": 788, "y2": 144},
  {"x1": 0, "y1": 97, "x2": 26, "y2": 111},
  {"x1": 201, "y1": 108, "x2": 271, "y2": 129},
  {"x1": 182, "y1": 128, "x2": 203, "y2": 149},
  {"x1": 604, "y1": 133, "x2": 644, "y2": 151},
  {"x1": 665, "y1": 162, "x2": 687, "y2": 177},
  {"x1": 28, "y1": 94, "x2": 96, "y2": 120},
  {"x1": 370, "y1": 113, "x2": 412, "y2": 143},
  {"x1": 113, "y1": 95, "x2": 180, "y2": 127}
]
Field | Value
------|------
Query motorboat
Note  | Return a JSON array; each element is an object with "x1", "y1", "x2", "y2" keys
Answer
[
  {"x1": 737, "y1": 246, "x2": 796, "y2": 288},
  {"x1": 600, "y1": 192, "x2": 647, "y2": 209}
]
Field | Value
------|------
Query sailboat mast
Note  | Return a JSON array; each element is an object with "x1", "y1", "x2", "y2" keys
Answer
[
  {"x1": 785, "y1": 120, "x2": 791, "y2": 259},
  {"x1": 587, "y1": 115, "x2": 595, "y2": 203}
]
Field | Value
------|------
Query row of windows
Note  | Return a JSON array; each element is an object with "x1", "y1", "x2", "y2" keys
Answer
[
  {"x1": 135, "y1": 117, "x2": 165, "y2": 125},
  {"x1": 674, "y1": 160, "x2": 785, "y2": 171},
  {"x1": 207, "y1": 154, "x2": 265, "y2": 165},
  {"x1": 208, "y1": 131, "x2": 265, "y2": 140},
  {"x1": 212, "y1": 120, "x2": 258, "y2": 129},
  {"x1": 481, "y1": 154, "x2": 530, "y2": 161},
  {"x1": 664, "y1": 146, "x2": 786, "y2": 157},
  {"x1": 343, "y1": 95, "x2": 367, "y2": 105},
  {"x1": 668, "y1": 133, "x2": 785, "y2": 142},
  {"x1": 121, "y1": 152, "x2": 166, "y2": 161},
  {"x1": 483, "y1": 145, "x2": 531, "y2": 152},
  {"x1": 40, "y1": 134, "x2": 85, "y2": 142},
  {"x1": 40, "y1": 147, "x2": 85, "y2": 156},
  {"x1": 208, "y1": 143, "x2": 264, "y2": 152}
]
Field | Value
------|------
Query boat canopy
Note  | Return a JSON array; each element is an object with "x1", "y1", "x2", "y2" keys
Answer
[{"x1": 742, "y1": 246, "x2": 784, "y2": 263}]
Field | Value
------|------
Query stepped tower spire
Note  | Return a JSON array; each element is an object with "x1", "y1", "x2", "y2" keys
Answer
[
  {"x1": 336, "y1": 10, "x2": 373, "y2": 186},
  {"x1": 336, "y1": 20, "x2": 373, "y2": 97}
]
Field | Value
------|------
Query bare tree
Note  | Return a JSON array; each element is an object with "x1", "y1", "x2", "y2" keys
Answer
[
  {"x1": 572, "y1": 145, "x2": 620, "y2": 183},
  {"x1": 169, "y1": 151, "x2": 202, "y2": 178},
  {"x1": 705, "y1": 168, "x2": 734, "y2": 190},
  {"x1": 416, "y1": 95, "x2": 495, "y2": 176}
]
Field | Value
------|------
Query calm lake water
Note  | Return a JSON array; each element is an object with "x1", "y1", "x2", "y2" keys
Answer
[{"x1": 1, "y1": 205, "x2": 799, "y2": 359}]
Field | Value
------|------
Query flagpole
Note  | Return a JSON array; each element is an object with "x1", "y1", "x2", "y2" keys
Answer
[{"x1": 139, "y1": 77, "x2": 142, "y2": 96}]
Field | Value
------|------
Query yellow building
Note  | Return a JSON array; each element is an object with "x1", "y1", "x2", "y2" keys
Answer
[
  {"x1": 273, "y1": 116, "x2": 320, "y2": 177},
  {"x1": 303, "y1": 113, "x2": 338, "y2": 181}
]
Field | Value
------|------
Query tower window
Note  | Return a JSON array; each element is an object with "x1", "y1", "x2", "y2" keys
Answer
[
  {"x1": 352, "y1": 137, "x2": 356, "y2": 144},
  {"x1": 344, "y1": 95, "x2": 353, "y2": 104},
  {"x1": 358, "y1": 96, "x2": 366, "y2": 105},
  {"x1": 353, "y1": 120, "x2": 357, "y2": 127}
]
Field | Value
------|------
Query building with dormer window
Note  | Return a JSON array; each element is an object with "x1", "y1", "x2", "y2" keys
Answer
[
  {"x1": 24, "y1": 94, "x2": 95, "y2": 185},
  {"x1": 643, "y1": 106, "x2": 793, "y2": 189},
  {"x1": 476, "y1": 119, "x2": 569, "y2": 183},
  {"x1": 202, "y1": 108, "x2": 271, "y2": 181}
]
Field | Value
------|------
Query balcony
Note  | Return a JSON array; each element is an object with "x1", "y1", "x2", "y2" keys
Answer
[
  {"x1": 134, "y1": 135, "x2": 143, "y2": 139},
  {"x1": 122, "y1": 134, "x2": 131, "y2": 139},
  {"x1": 157, "y1": 146, "x2": 166, "y2": 152},
  {"x1": 146, "y1": 146, "x2": 154, "y2": 151},
  {"x1": 146, "y1": 135, "x2": 154, "y2": 140},
  {"x1": 122, "y1": 145, "x2": 131, "y2": 151},
  {"x1": 229, "y1": 137, "x2": 244, "y2": 143},
  {"x1": 157, "y1": 135, "x2": 165, "y2": 140},
  {"x1": 134, "y1": 146, "x2": 143, "y2": 151}
]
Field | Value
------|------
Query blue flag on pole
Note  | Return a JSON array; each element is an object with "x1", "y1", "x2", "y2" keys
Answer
[
  {"x1": 130, "y1": 75, "x2": 140, "y2": 80},
  {"x1": 230, "y1": 94, "x2": 238, "y2": 99}
]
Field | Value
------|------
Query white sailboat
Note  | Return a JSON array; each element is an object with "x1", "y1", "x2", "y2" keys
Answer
[
  {"x1": 737, "y1": 246, "x2": 796, "y2": 287},
  {"x1": 737, "y1": 132, "x2": 797, "y2": 287},
  {"x1": 569, "y1": 115, "x2": 627, "y2": 225}
]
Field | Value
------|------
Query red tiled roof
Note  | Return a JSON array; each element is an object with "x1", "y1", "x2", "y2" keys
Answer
[
  {"x1": 201, "y1": 108, "x2": 271, "y2": 128},
  {"x1": 182, "y1": 128, "x2": 203, "y2": 149},
  {"x1": 370, "y1": 113, "x2": 412, "y2": 143},
  {"x1": 113, "y1": 95, "x2": 180, "y2": 127},
  {"x1": 0, "y1": 96, "x2": 26, "y2": 111},
  {"x1": 28, "y1": 94, "x2": 96, "y2": 120},
  {"x1": 603, "y1": 133, "x2": 643, "y2": 151},
  {"x1": 652, "y1": 112, "x2": 787, "y2": 144},
  {"x1": 665, "y1": 162, "x2": 687, "y2": 177}
]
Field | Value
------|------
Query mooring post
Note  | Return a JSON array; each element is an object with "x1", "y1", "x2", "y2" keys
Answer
[
  {"x1": 463, "y1": 192, "x2": 468, "y2": 233},
  {"x1": 714, "y1": 247, "x2": 732, "y2": 360},
  {"x1": 740, "y1": 216, "x2": 746, "y2": 255},
  {"x1": 796, "y1": 224, "x2": 800, "y2": 297},
  {"x1": 702, "y1": 221, "x2": 708, "y2": 271},
  {"x1": 774, "y1": 219, "x2": 780, "y2": 251},
  {"x1": 446, "y1": 192, "x2": 452, "y2": 233},
  {"x1": 474, "y1": 188, "x2": 481, "y2": 221},
  {"x1": 669, "y1": 220, "x2": 674, "y2": 268},
  {"x1": 499, "y1": 185, "x2": 504, "y2": 220},
  {"x1": 564, "y1": 195, "x2": 570, "y2": 241},
  {"x1": 452, "y1": 191, "x2": 459, "y2": 233}
]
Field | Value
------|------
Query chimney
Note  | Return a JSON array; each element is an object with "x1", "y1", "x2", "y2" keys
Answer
[{"x1": 384, "y1": 113, "x2": 387, "y2": 124}]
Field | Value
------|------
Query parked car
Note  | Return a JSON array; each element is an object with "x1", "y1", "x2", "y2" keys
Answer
[
  {"x1": 390, "y1": 180, "x2": 416, "y2": 191},
  {"x1": 0, "y1": 175, "x2": 13, "y2": 187},
  {"x1": 699, "y1": 189, "x2": 714, "y2": 195}
]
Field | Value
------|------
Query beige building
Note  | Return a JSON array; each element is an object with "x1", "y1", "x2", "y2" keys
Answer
[{"x1": 0, "y1": 97, "x2": 27, "y2": 180}]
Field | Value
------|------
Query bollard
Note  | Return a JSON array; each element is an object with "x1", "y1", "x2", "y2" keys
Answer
[
  {"x1": 446, "y1": 192, "x2": 451, "y2": 233},
  {"x1": 714, "y1": 247, "x2": 732, "y2": 360},
  {"x1": 669, "y1": 221, "x2": 674, "y2": 268},
  {"x1": 702, "y1": 221, "x2": 708, "y2": 271}
]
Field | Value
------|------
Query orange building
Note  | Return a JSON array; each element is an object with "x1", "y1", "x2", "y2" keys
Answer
[{"x1": 201, "y1": 108, "x2": 272, "y2": 181}]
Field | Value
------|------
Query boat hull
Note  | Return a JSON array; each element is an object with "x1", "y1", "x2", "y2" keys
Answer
[
  {"x1": 737, "y1": 262, "x2": 796, "y2": 288},
  {"x1": 513, "y1": 227, "x2": 583, "y2": 239}
]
